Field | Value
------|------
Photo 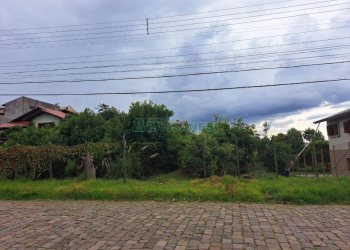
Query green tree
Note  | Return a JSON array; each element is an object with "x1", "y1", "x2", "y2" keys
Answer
[
  {"x1": 105, "y1": 112, "x2": 128, "y2": 142},
  {"x1": 261, "y1": 121, "x2": 271, "y2": 138},
  {"x1": 258, "y1": 136, "x2": 291, "y2": 173},
  {"x1": 286, "y1": 128, "x2": 304, "y2": 155},
  {"x1": 97, "y1": 103, "x2": 120, "y2": 121},
  {"x1": 57, "y1": 108, "x2": 106, "y2": 145},
  {"x1": 127, "y1": 101, "x2": 174, "y2": 136},
  {"x1": 4, "y1": 126, "x2": 58, "y2": 146},
  {"x1": 179, "y1": 117, "x2": 257, "y2": 177},
  {"x1": 125, "y1": 101, "x2": 176, "y2": 176},
  {"x1": 229, "y1": 118, "x2": 259, "y2": 172},
  {"x1": 303, "y1": 128, "x2": 325, "y2": 142}
]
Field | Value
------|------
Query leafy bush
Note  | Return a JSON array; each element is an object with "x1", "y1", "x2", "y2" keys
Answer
[
  {"x1": 64, "y1": 160, "x2": 77, "y2": 178},
  {"x1": 107, "y1": 154, "x2": 142, "y2": 179},
  {"x1": 0, "y1": 143, "x2": 117, "y2": 179}
]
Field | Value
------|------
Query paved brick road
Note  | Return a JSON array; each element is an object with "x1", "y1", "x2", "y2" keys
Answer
[{"x1": 0, "y1": 201, "x2": 349, "y2": 250}]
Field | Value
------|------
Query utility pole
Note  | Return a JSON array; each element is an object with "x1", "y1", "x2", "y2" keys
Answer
[
  {"x1": 123, "y1": 133, "x2": 126, "y2": 184},
  {"x1": 274, "y1": 143, "x2": 278, "y2": 174},
  {"x1": 146, "y1": 18, "x2": 149, "y2": 35}
]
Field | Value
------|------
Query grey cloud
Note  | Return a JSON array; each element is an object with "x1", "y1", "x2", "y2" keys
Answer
[{"x1": 0, "y1": 0, "x2": 349, "y2": 131}]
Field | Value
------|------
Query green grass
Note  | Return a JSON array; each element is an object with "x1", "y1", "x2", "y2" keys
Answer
[{"x1": 0, "y1": 173, "x2": 349, "y2": 204}]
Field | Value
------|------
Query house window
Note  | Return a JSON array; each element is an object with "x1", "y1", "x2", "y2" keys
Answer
[
  {"x1": 38, "y1": 122, "x2": 55, "y2": 128},
  {"x1": 327, "y1": 123, "x2": 339, "y2": 137},
  {"x1": 347, "y1": 158, "x2": 350, "y2": 171},
  {"x1": 344, "y1": 121, "x2": 350, "y2": 133}
]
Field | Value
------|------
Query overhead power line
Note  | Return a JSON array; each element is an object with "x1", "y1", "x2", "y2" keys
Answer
[
  {"x1": 1, "y1": 53, "x2": 347, "y2": 81},
  {"x1": 0, "y1": 21, "x2": 350, "y2": 65},
  {"x1": 0, "y1": 35, "x2": 348, "y2": 66},
  {"x1": 0, "y1": 0, "x2": 333, "y2": 33},
  {"x1": 1, "y1": 78, "x2": 349, "y2": 96},
  {"x1": 1, "y1": 43, "x2": 348, "y2": 75},
  {"x1": 0, "y1": 60, "x2": 349, "y2": 85},
  {"x1": 1, "y1": 16, "x2": 346, "y2": 44},
  {"x1": 2, "y1": 44, "x2": 349, "y2": 78},
  {"x1": 2, "y1": 25, "x2": 349, "y2": 60},
  {"x1": 0, "y1": 0, "x2": 342, "y2": 39},
  {"x1": 5, "y1": 22, "x2": 349, "y2": 51},
  {"x1": 1, "y1": 5, "x2": 348, "y2": 47},
  {"x1": 149, "y1": 0, "x2": 345, "y2": 26}
]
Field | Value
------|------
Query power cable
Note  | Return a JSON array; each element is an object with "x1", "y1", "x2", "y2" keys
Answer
[
  {"x1": 1, "y1": 0, "x2": 343, "y2": 39},
  {"x1": 2, "y1": 44, "x2": 349, "y2": 78},
  {"x1": 0, "y1": 78, "x2": 349, "y2": 96},
  {"x1": 1, "y1": 43, "x2": 348, "y2": 75},
  {"x1": 5, "y1": 23, "x2": 349, "y2": 51},
  {"x1": 0, "y1": 0, "x2": 297, "y2": 32},
  {"x1": 2, "y1": 53, "x2": 348, "y2": 81},
  {"x1": 1, "y1": 35, "x2": 348, "y2": 66},
  {"x1": 1, "y1": 5, "x2": 348, "y2": 47},
  {"x1": 0, "y1": 60, "x2": 348, "y2": 85},
  {"x1": 2, "y1": 16, "x2": 346, "y2": 43}
]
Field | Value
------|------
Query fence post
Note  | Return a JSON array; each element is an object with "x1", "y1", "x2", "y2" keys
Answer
[
  {"x1": 321, "y1": 148, "x2": 325, "y2": 177},
  {"x1": 202, "y1": 138, "x2": 206, "y2": 178},
  {"x1": 274, "y1": 143, "x2": 278, "y2": 174},
  {"x1": 311, "y1": 152, "x2": 315, "y2": 178},
  {"x1": 235, "y1": 136, "x2": 240, "y2": 177},
  {"x1": 297, "y1": 157, "x2": 300, "y2": 174},
  {"x1": 123, "y1": 133, "x2": 126, "y2": 184},
  {"x1": 84, "y1": 146, "x2": 88, "y2": 178},
  {"x1": 313, "y1": 142, "x2": 318, "y2": 178},
  {"x1": 49, "y1": 158, "x2": 53, "y2": 179},
  {"x1": 332, "y1": 145, "x2": 338, "y2": 176},
  {"x1": 303, "y1": 153, "x2": 307, "y2": 177}
]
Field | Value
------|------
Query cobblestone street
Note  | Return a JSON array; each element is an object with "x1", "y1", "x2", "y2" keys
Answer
[{"x1": 0, "y1": 201, "x2": 349, "y2": 249}]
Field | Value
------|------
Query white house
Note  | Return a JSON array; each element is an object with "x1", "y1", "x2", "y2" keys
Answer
[{"x1": 314, "y1": 108, "x2": 350, "y2": 176}]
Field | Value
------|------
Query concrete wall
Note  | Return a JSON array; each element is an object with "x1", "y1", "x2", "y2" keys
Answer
[
  {"x1": 32, "y1": 113, "x2": 61, "y2": 127},
  {"x1": 328, "y1": 118, "x2": 350, "y2": 176},
  {"x1": 328, "y1": 118, "x2": 350, "y2": 150},
  {"x1": 0, "y1": 97, "x2": 58, "y2": 123}
]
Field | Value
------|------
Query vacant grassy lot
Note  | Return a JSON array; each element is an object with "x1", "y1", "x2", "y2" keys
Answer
[{"x1": 0, "y1": 174, "x2": 349, "y2": 204}]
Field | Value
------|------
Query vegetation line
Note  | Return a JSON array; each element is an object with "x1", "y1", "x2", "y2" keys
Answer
[{"x1": 0, "y1": 175, "x2": 349, "y2": 204}]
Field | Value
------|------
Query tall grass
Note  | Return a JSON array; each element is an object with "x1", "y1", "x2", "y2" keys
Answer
[{"x1": 0, "y1": 174, "x2": 349, "y2": 204}]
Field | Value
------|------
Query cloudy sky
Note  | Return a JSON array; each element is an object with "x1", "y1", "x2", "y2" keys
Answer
[{"x1": 0, "y1": 0, "x2": 349, "y2": 136}]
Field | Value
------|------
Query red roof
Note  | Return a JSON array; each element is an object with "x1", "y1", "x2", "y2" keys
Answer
[
  {"x1": 60, "y1": 105, "x2": 78, "y2": 114},
  {"x1": 12, "y1": 106, "x2": 66, "y2": 122},
  {"x1": 0, "y1": 121, "x2": 31, "y2": 129},
  {"x1": 40, "y1": 107, "x2": 66, "y2": 119}
]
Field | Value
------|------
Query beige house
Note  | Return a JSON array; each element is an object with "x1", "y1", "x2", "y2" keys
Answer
[
  {"x1": 314, "y1": 108, "x2": 350, "y2": 176},
  {"x1": 0, "y1": 96, "x2": 59, "y2": 124},
  {"x1": 11, "y1": 106, "x2": 67, "y2": 128},
  {"x1": 0, "y1": 97, "x2": 77, "y2": 131}
]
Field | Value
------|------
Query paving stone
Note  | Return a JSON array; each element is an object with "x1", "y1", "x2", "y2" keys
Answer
[{"x1": 0, "y1": 201, "x2": 349, "y2": 249}]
